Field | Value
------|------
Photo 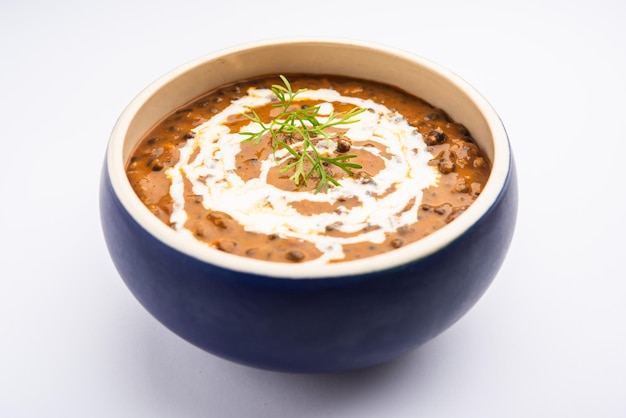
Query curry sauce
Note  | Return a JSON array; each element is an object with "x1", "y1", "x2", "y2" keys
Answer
[{"x1": 126, "y1": 75, "x2": 491, "y2": 263}]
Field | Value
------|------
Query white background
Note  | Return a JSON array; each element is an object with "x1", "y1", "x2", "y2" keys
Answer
[{"x1": 1, "y1": 0, "x2": 625, "y2": 417}]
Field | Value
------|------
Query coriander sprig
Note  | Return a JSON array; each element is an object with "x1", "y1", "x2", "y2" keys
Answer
[{"x1": 239, "y1": 75, "x2": 365, "y2": 193}]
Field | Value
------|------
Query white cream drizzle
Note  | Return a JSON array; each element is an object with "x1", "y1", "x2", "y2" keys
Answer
[{"x1": 166, "y1": 87, "x2": 439, "y2": 264}]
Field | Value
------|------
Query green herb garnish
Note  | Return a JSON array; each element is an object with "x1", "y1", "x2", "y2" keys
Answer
[{"x1": 239, "y1": 75, "x2": 366, "y2": 193}]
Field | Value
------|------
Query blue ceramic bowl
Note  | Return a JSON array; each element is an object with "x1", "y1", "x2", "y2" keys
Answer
[{"x1": 100, "y1": 38, "x2": 517, "y2": 373}]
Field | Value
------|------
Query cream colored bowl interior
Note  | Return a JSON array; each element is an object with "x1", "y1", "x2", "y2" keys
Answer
[{"x1": 108, "y1": 38, "x2": 510, "y2": 278}]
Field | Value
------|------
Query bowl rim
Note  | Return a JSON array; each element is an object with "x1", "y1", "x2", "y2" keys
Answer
[{"x1": 106, "y1": 36, "x2": 511, "y2": 279}]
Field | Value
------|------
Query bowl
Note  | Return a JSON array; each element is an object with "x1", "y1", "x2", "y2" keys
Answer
[{"x1": 100, "y1": 38, "x2": 517, "y2": 373}]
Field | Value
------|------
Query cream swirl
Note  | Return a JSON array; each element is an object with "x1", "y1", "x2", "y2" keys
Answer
[{"x1": 167, "y1": 87, "x2": 439, "y2": 263}]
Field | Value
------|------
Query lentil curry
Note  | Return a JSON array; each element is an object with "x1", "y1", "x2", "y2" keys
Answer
[{"x1": 126, "y1": 75, "x2": 491, "y2": 264}]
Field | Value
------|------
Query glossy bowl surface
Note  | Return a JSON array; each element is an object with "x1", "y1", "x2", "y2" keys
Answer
[{"x1": 100, "y1": 38, "x2": 517, "y2": 373}]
